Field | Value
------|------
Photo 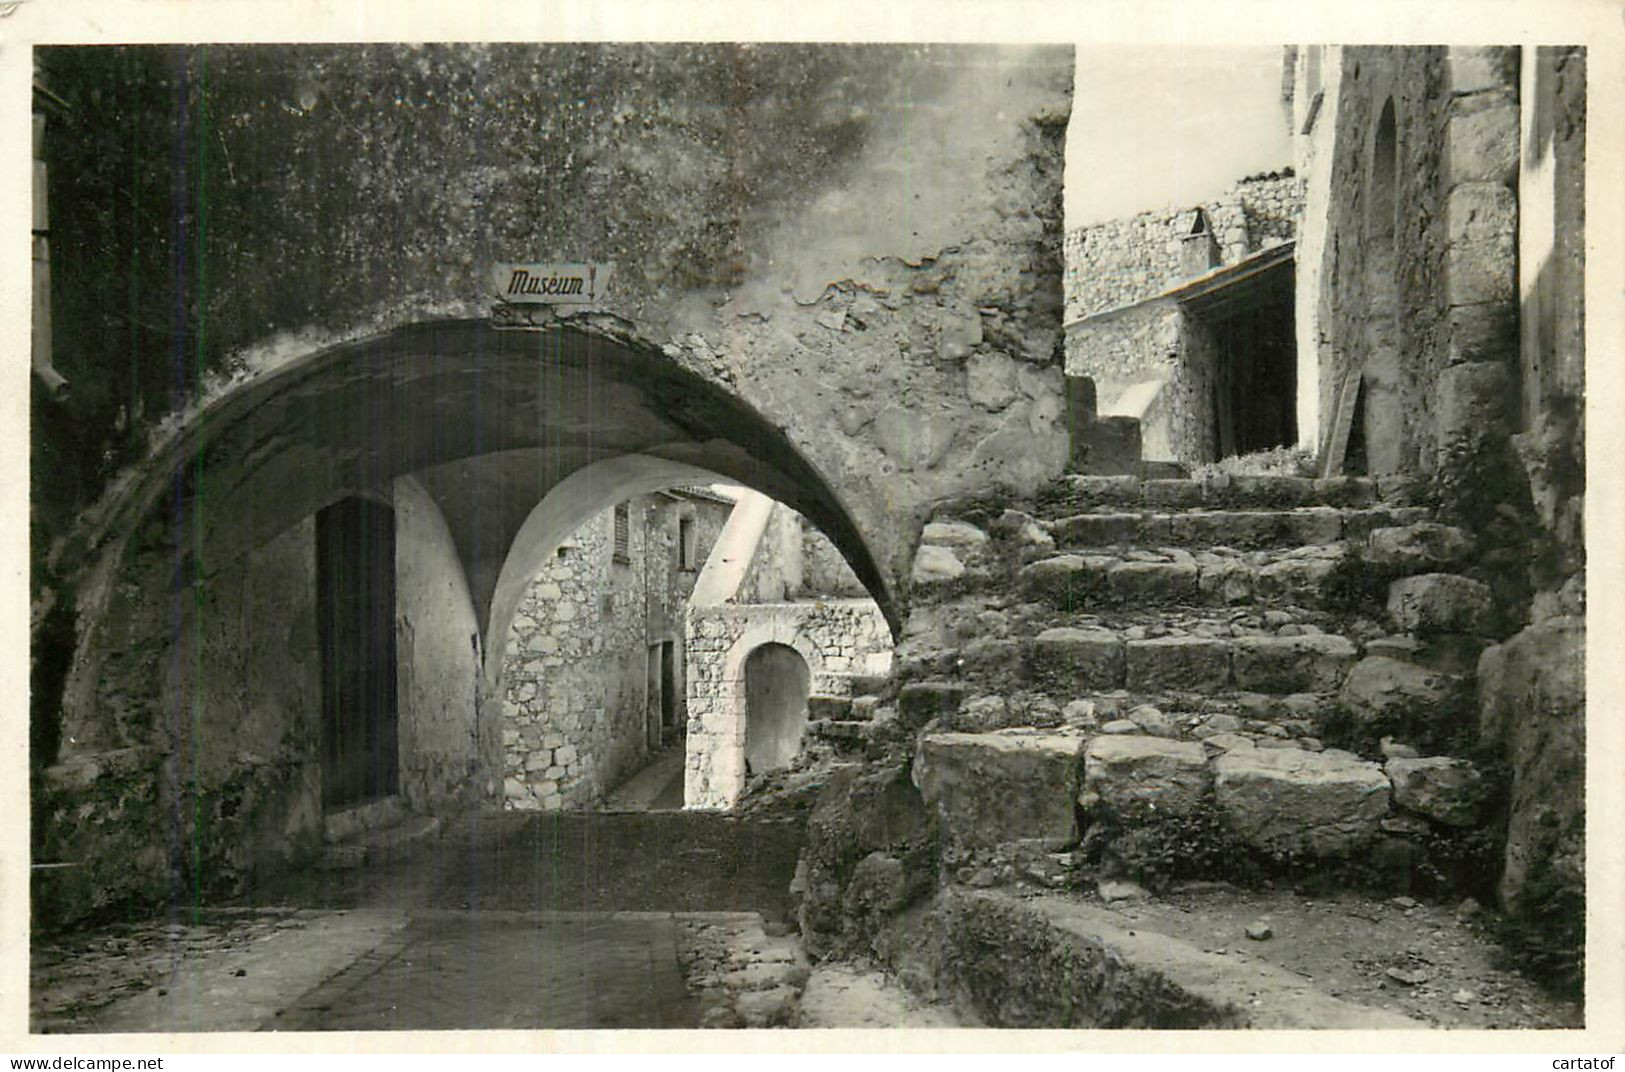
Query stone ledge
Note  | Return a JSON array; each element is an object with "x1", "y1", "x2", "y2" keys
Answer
[{"x1": 931, "y1": 888, "x2": 1422, "y2": 1028}]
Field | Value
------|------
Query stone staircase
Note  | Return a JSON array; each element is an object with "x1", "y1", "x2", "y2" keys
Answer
[
  {"x1": 805, "y1": 673, "x2": 893, "y2": 751},
  {"x1": 896, "y1": 471, "x2": 1500, "y2": 892}
]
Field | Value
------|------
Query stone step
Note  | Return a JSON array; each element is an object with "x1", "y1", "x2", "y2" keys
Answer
[
  {"x1": 1044, "y1": 506, "x2": 1430, "y2": 550},
  {"x1": 915, "y1": 727, "x2": 1489, "y2": 868},
  {"x1": 932, "y1": 887, "x2": 1422, "y2": 1028},
  {"x1": 1029, "y1": 627, "x2": 1362, "y2": 695},
  {"x1": 1039, "y1": 473, "x2": 1390, "y2": 514},
  {"x1": 1019, "y1": 547, "x2": 1355, "y2": 608},
  {"x1": 807, "y1": 694, "x2": 853, "y2": 721},
  {"x1": 324, "y1": 795, "x2": 409, "y2": 844},
  {"x1": 808, "y1": 719, "x2": 877, "y2": 743},
  {"x1": 317, "y1": 813, "x2": 441, "y2": 871}
]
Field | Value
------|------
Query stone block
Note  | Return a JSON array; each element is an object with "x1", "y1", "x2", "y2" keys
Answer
[
  {"x1": 808, "y1": 695, "x2": 853, "y2": 721},
  {"x1": 1253, "y1": 557, "x2": 1337, "y2": 604},
  {"x1": 1365, "y1": 523, "x2": 1475, "y2": 572},
  {"x1": 1338, "y1": 656, "x2": 1470, "y2": 733},
  {"x1": 1311, "y1": 477, "x2": 1377, "y2": 507},
  {"x1": 1445, "y1": 184, "x2": 1517, "y2": 306},
  {"x1": 1065, "y1": 375, "x2": 1099, "y2": 471},
  {"x1": 876, "y1": 405, "x2": 958, "y2": 471},
  {"x1": 914, "y1": 731, "x2": 1086, "y2": 849},
  {"x1": 1049, "y1": 512, "x2": 1144, "y2": 547},
  {"x1": 967, "y1": 351, "x2": 1020, "y2": 410},
  {"x1": 1197, "y1": 556, "x2": 1254, "y2": 603},
  {"x1": 1476, "y1": 616, "x2": 1585, "y2": 916},
  {"x1": 1107, "y1": 560, "x2": 1199, "y2": 604},
  {"x1": 959, "y1": 637, "x2": 1024, "y2": 680},
  {"x1": 1019, "y1": 554, "x2": 1111, "y2": 608},
  {"x1": 1142, "y1": 479, "x2": 1202, "y2": 508},
  {"x1": 1387, "y1": 573, "x2": 1493, "y2": 635},
  {"x1": 1285, "y1": 509, "x2": 1345, "y2": 545},
  {"x1": 1231, "y1": 634, "x2": 1358, "y2": 693},
  {"x1": 1447, "y1": 302, "x2": 1518, "y2": 366},
  {"x1": 898, "y1": 681, "x2": 965, "y2": 728},
  {"x1": 1171, "y1": 511, "x2": 1279, "y2": 547},
  {"x1": 911, "y1": 543, "x2": 966, "y2": 586},
  {"x1": 1437, "y1": 361, "x2": 1513, "y2": 452},
  {"x1": 1446, "y1": 46, "x2": 1518, "y2": 95},
  {"x1": 921, "y1": 523, "x2": 990, "y2": 555},
  {"x1": 1080, "y1": 735, "x2": 1210, "y2": 819},
  {"x1": 1031, "y1": 627, "x2": 1125, "y2": 689},
  {"x1": 1445, "y1": 101, "x2": 1519, "y2": 187},
  {"x1": 1385, "y1": 757, "x2": 1488, "y2": 827},
  {"x1": 1215, "y1": 748, "x2": 1391, "y2": 858},
  {"x1": 1082, "y1": 417, "x2": 1142, "y2": 476},
  {"x1": 943, "y1": 694, "x2": 1012, "y2": 733},
  {"x1": 1225, "y1": 475, "x2": 1315, "y2": 507},
  {"x1": 1060, "y1": 474, "x2": 1140, "y2": 506},
  {"x1": 1124, "y1": 636, "x2": 1231, "y2": 692}
]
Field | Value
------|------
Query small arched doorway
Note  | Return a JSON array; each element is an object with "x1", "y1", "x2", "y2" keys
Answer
[{"x1": 743, "y1": 643, "x2": 811, "y2": 775}]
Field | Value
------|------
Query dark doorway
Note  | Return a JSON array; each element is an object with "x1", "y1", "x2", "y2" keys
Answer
[
  {"x1": 1196, "y1": 264, "x2": 1298, "y2": 459},
  {"x1": 660, "y1": 641, "x2": 678, "y2": 729},
  {"x1": 744, "y1": 643, "x2": 811, "y2": 774},
  {"x1": 316, "y1": 496, "x2": 400, "y2": 809}
]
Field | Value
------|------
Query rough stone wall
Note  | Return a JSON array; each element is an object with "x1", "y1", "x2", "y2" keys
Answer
[
  {"x1": 1064, "y1": 175, "x2": 1304, "y2": 321},
  {"x1": 685, "y1": 600, "x2": 893, "y2": 809},
  {"x1": 1474, "y1": 45, "x2": 1585, "y2": 941},
  {"x1": 500, "y1": 501, "x2": 656, "y2": 811},
  {"x1": 1063, "y1": 302, "x2": 1219, "y2": 466},
  {"x1": 393, "y1": 478, "x2": 491, "y2": 812},
  {"x1": 35, "y1": 516, "x2": 324, "y2": 928}
]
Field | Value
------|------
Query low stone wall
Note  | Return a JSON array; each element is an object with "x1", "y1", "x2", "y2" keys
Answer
[
  {"x1": 685, "y1": 600, "x2": 893, "y2": 809},
  {"x1": 1065, "y1": 303, "x2": 1216, "y2": 465}
]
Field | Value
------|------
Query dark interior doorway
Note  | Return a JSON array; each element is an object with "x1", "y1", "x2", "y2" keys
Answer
[
  {"x1": 1198, "y1": 267, "x2": 1298, "y2": 459},
  {"x1": 660, "y1": 641, "x2": 678, "y2": 730},
  {"x1": 317, "y1": 496, "x2": 400, "y2": 809}
]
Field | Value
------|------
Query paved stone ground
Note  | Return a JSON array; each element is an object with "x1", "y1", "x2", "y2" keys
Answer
[
  {"x1": 272, "y1": 912, "x2": 700, "y2": 1031},
  {"x1": 33, "y1": 809, "x2": 807, "y2": 1032}
]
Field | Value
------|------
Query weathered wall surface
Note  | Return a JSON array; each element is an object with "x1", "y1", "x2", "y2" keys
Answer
[
  {"x1": 1064, "y1": 175, "x2": 1303, "y2": 321},
  {"x1": 393, "y1": 478, "x2": 491, "y2": 812},
  {"x1": 800, "y1": 520, "x2": 868, "y2": 598},
  {"x1": 35, "y1": 517, "x2": 323, "y2": 928},
  {"x1": 686, "y1": 600, "x2": 893, "y2": 809},
  {"x1": 737, "y1": 502, "x2": 805, "y2": 604},
  {"x1": 1474, "y1": 45, "x2": 1586, "y2": 946},
  {"x1": 1302, "y1": 45, "x2": 1585, "y2": 968},
  {"x1": 38, "y1": 43, "x2": 1073, "y2": 616}
]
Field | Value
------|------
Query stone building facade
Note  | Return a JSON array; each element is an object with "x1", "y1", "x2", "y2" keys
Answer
[
  {"x1": 1290, "y1": 44, "x2": 1586, "y2": 943},
  {"x1": 499, "y1": 488, "x2": 731, "y2": 811}
]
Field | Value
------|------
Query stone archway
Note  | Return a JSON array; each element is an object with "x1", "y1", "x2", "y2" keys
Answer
[{"x1": 688, "y1": 613, "x2": 834, "y2": 810}]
